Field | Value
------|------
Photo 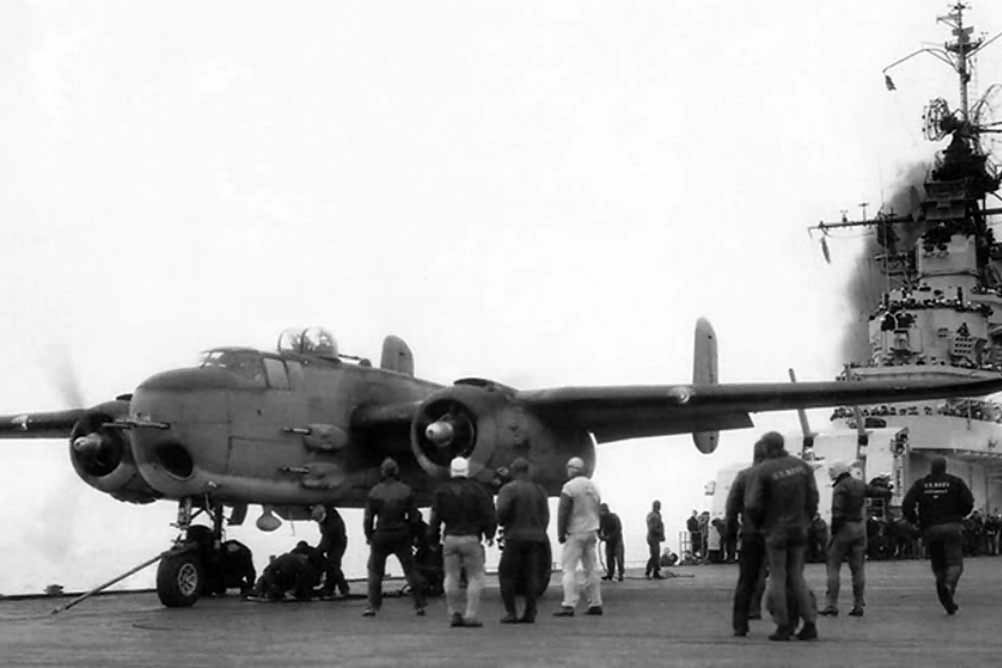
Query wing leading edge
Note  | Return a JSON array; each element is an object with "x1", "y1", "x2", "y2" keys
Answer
[{"x1": 517, "y1": 376, "x2": 1002, "y2": 443}]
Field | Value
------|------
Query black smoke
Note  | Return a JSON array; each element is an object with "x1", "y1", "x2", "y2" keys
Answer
[{"x1": 839, "y1": 163, "x2": 929, "y2": 363}]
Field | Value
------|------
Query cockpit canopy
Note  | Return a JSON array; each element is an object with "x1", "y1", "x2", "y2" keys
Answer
[
  {"x1": 199, "y1": 349, "x2": 266, "y2": 384},
  {"x1": 277, "y1": 327, "x2": 339, "y2": 357}
]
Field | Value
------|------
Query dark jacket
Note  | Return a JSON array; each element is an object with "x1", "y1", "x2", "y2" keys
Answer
[
  {"x1": 830, "y1": 473, "x2": 867, "y2": 531},
  {"x1": 599, "y1": 513, "x2": 623, "y2": 544},
  {"x1": 317, "y1": 507, "x2": 347, "y2": 552},
  {"x1": 902, "y1": 472, "x2": 975, "y2": 530},
  {"x1": 364, "y1": 478, "x2": 420, "y2": 540},
  {"x1": 497, "y1": 478, "x2": 550, "y2": 543},
  {"x1": 428, "y1": 477, "x2": 497, "y2": 541},
  {"x1": 647, "y1": 511, "x2": 665, "y2": 542},
  {"x1": 725, "y1": 466, "x2": 757, "y2": 539},
  {"x1": 745, "y1": 454, "x2": 819, "y2": 538}
]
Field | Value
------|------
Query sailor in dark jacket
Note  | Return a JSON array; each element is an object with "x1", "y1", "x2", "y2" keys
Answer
[
  {"x1": 902, "y1": 456, "x2": 975, "y2": 614},
  {"x1": 496, "y1": 457, "x2": 550, "y2": 623},
  {"x1": 428, "y1": 456, "x2": 497, "y2": 628},
  {"x1": 362, "y1": 457, "x2": 427, "y2": 616},
  {"x1": 599, "y1": 503, "x2": 625, "y2": 582},
  {"x1": 819, "y1": 462, "x2": 867, "y2": 617},
  {"x1": 311, "y1": 504, "x2": 350, "y2": 598},
  {"x1": 725, "y1": 439, "x2": 767, "y2": 636},
  {"x1": 745, "y1": 431, "x2": 820, "y2": 641},
  {"x1": 253, "y1": 542, "x2": 324, "y2": 601}
]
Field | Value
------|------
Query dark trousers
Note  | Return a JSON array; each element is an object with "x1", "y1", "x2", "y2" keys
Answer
[
  {"x1": 645, "y1": 538, "x2": 661, "y2": 576},
  {"x1": 499, "y1": 539, "x2": 545, "y2": 619},
  {"x1": 764, "y1": 532, "x2": 816, "y2": 630},
  {"x1": 925, "y1": 523, "x2": 964, "y2": 607},
  {"x1": 605, "y1": 538, "x2": 624, "y2": 579},
  {"x1": 322, "y1": 543, "x2": 350, "y2": 595},
  {"x1": 367, "y1": 530, "x2": 426, "y2": 610},
  {"x1": 690, "y1": 531, "x2": 701, "y2": 556},
  {"x1": 733, "y1": 535, "x2": 766, "y2": 633}
]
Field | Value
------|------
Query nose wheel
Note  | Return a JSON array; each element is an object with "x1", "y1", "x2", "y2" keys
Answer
[
  {"x1": 154, "y1": 497, "x2": 225, "y2": 607},
  {"x1": 156, "y1": 551, "x2": 204, "y2": 607}
]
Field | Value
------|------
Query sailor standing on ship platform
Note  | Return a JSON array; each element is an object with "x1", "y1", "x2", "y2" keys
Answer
[{"x1": 902, "y1": 456, "x2": 974, "y2": 615}]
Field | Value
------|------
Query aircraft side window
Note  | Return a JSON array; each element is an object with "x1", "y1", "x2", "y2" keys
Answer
[
  {"x1": 286, "y1": 360, "x2": 304, "y2": 389},
  {"x1": 263, "y1": 358, "x2": 290, "y2": 390}
]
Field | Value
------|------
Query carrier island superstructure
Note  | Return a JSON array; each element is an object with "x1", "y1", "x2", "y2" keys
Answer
[{"x1": 711, "y1": 4, "x2": 1002, "y2": 524}]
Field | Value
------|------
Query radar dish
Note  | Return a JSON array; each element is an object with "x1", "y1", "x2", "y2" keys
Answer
[
  {"x1": 970, "y1": 84, "x2": 1002, "y2": 183},
  {"x1": 922, "y1": 98, "x2": 952, "y2": 141}
]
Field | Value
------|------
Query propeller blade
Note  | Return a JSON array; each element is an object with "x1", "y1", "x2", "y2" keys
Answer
[{"x1": 41, "y1": 344, "x2": 86, "y2": 408}]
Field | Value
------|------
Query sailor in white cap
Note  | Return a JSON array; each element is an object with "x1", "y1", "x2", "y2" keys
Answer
[
  {"x1": 428, "y1": 456, "x2": 497, "y2": 627},
  {"x1": 553, "y1": 456, "x2": 603, "y2": 617}
]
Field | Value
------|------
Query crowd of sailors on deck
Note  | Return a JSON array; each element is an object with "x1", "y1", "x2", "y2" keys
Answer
[
  {"x1": 867, "y1": 286, "x2": 994, "y2": 323},
  {"x1": 830, "y1": 400, "x2": 1002, "y2": 423}
]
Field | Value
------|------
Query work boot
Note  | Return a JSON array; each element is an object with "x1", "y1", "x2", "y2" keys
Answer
[
  {"x1": 586, "y1": 606, "x2": 603, "y2": 616},
  {"x1": 450, "y1": 612, "x2": 464, "y2": 627},
  {"x1": 936, "y1": 582, "x2": 957, "y2": 614},
  {"x1": 819, "y1": 607, "x2": 838, "y2": 616},
  {"x1": 796, "y1": 622, "x2": 818, "y2": 641},
  {"x1": 848, "y1": 607, "x2": 864, "y2": 617},
  {"x1": 553, "y1": 606, "x2": 575, "y2": 617}
]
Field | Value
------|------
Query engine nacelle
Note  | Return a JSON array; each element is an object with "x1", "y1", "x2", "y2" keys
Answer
[
  {"x1": 410, "y1": 379, "x2": 594, "y2": 494},
  {"x1": 69, "y1": 401, "x2": 160, "y2": 504}
]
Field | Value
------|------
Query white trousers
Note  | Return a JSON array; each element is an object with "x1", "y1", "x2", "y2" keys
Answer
[{"x1": 561, "y1": 531, "x2": 602, "y2": 608}]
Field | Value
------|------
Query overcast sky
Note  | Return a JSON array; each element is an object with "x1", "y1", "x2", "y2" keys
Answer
[{"x1": 1, "y1": 1, "x2": 1000, "y2": 595}]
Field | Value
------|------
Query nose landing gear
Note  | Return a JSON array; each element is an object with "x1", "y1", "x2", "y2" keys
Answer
[{"x1": 156, "y1": 497, "x2": 234, "y2": 608}]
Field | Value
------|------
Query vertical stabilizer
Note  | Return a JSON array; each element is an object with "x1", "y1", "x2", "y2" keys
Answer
[
  {"x1": 692, "y1": 317, "x2": 719, "y2": 453},
  {"x1": 380, "y1": 335, "x2": 414, "y2": 376}
]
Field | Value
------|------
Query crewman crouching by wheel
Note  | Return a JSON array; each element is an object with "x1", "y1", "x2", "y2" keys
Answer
[{"x1": 252, "y1": 541, "x2": 325, "y2": 601}]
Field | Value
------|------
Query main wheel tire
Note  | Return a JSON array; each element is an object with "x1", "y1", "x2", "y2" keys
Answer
[
  {"x1": 512, "y1": 539, "x2": 552, "y2": 598},
  {"x1": 536, "y1": 540, "x2": 552, "y2": 598},
  {"x1": 157, "y1": 551, "x2": 204, "y2": 607}
]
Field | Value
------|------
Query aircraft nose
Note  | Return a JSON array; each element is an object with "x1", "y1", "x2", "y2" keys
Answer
[{"x1": 138, "y1": 367, "x2": 238, "y2": 391}]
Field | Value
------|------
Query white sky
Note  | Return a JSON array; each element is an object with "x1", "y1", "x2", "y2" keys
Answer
[{"x1": 1, "y1": 0, "x2": 1000, "y2": 595}]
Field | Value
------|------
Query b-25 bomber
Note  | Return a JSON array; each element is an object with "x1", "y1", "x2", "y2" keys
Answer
[{"x1": 3, "y1": 320, "x2": 1001, "y2": 607}]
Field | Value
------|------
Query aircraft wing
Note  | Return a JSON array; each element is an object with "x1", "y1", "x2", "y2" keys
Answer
[
  {"x1": 0, "y1": 409, "x2": 87, "y2": 440},
  {"x1": 516, "y1": 376, "x2": 1002, "y2": 443}
]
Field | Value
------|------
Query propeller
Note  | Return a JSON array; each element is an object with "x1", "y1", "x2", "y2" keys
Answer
[{"x1": 41, "y1": 343, "x2": 86, "y2": 409}]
